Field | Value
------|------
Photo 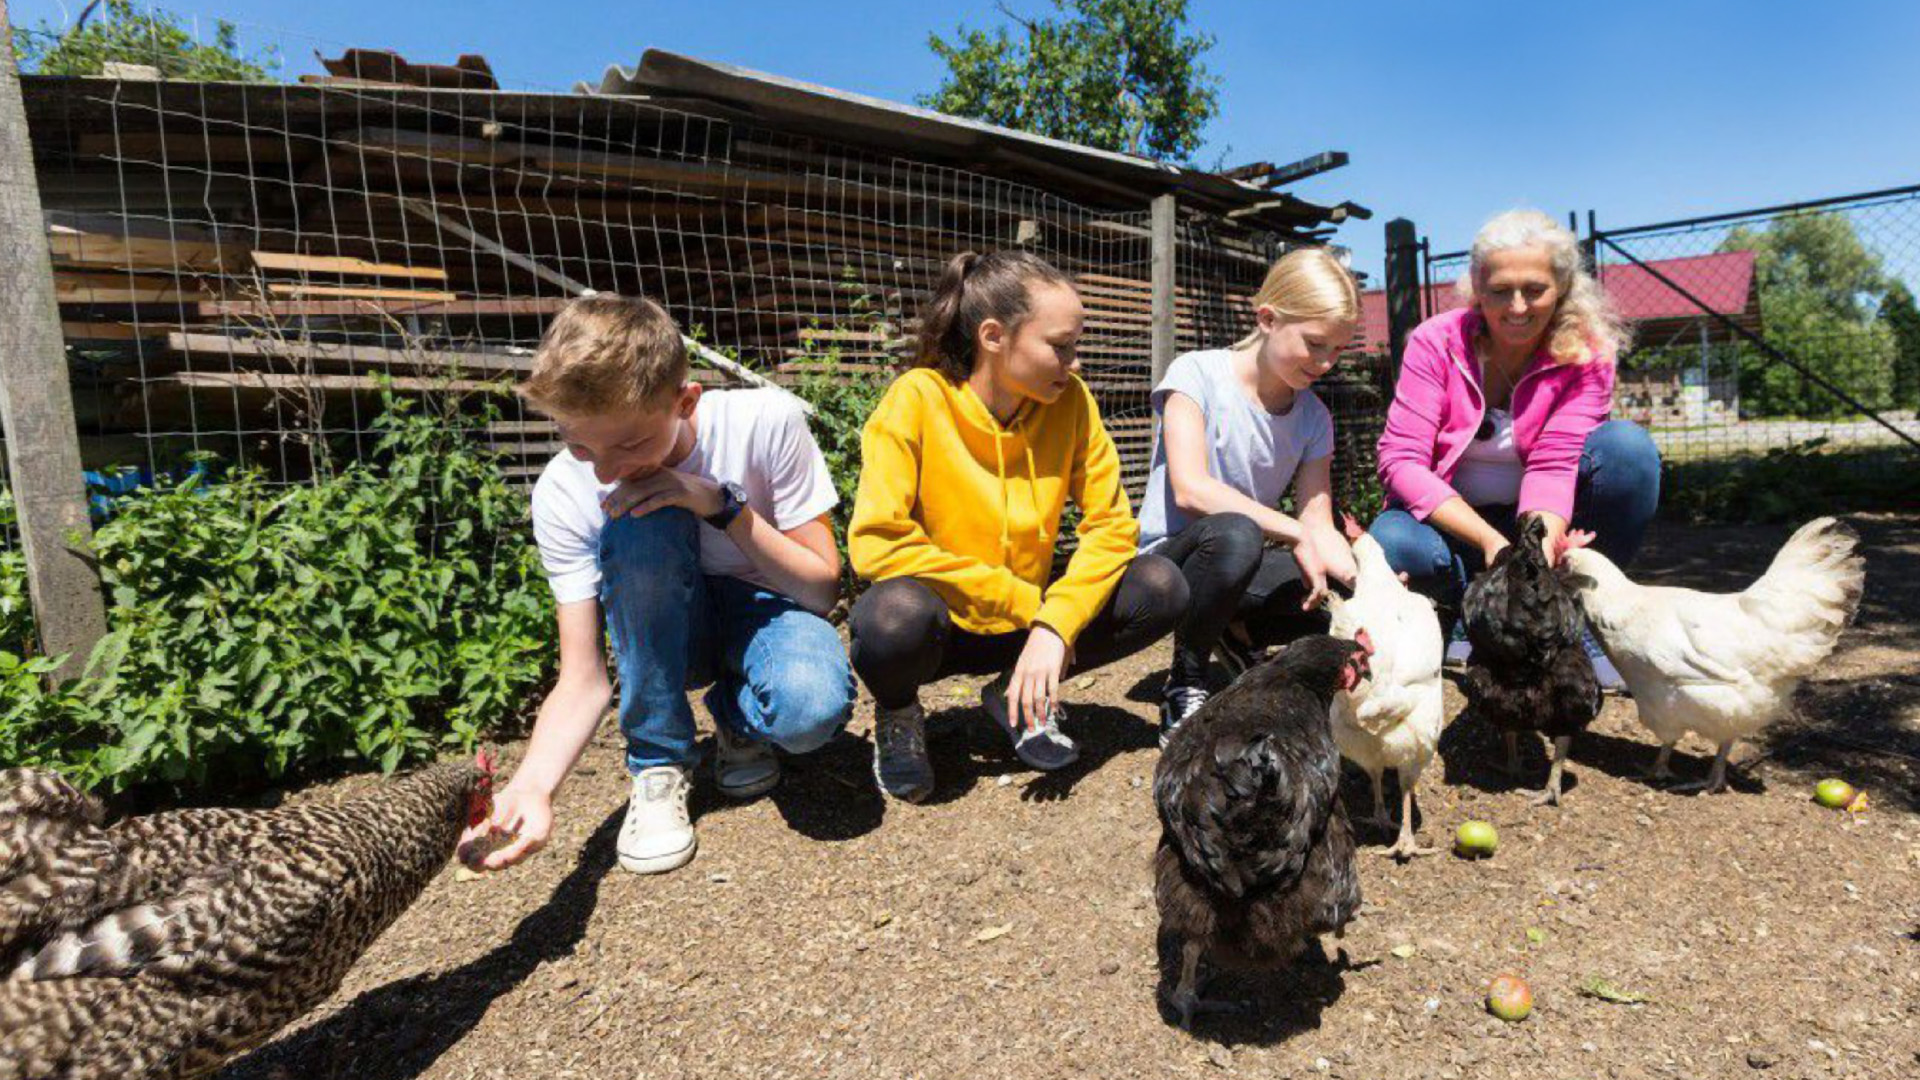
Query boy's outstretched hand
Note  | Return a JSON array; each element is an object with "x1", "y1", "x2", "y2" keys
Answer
[{"x1": 459, "y1": 784, "x2": 554, "y2": 871}]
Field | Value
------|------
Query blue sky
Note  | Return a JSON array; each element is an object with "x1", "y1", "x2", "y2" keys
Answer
[{"x1": 12, "y1": 0, "x2": 1920, "y2": 278}]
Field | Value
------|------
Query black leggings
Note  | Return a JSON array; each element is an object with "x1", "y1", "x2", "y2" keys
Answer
[
  {"x1": 1157, "y1": 512, "x2": 1328, "y2": 687},
  {"x1": 848, "y1": 554, "x2": 1189, "y2": 711}
]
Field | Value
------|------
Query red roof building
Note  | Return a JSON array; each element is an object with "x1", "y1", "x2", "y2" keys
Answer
[{"x1": 1356, "y1": 249, "x2": 1760, "y2": 354}]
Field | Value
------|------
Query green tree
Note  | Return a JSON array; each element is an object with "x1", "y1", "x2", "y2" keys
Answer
[
  {"x1": 1880, "y1": 280, "x2": 1920, "y2": 410},
  {"x1": 1720, "y1": 214, "x2": 1896, "y2": 418},
  {"x1": 920, "y1": 0, "x2": 1219, "y2": 163},
  {"x1": 12, "y1": 0, "x2": 277, "y2": 81}
]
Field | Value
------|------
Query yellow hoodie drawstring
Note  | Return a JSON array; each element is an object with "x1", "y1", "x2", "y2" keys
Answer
[
  {"x1": 993, "y1": 433, "x2": 1010, "y2": 556},
  {"x1": 1023, "y1": 441, "x2": 1044, "y2": 543}
]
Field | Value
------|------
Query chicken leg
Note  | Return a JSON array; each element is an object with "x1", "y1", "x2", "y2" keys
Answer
[
  {"x1": 1499, "y1": 731, "x2": 1522, "y2": 776},
  {"x1": 1382, "y1": 783, "x2": 1436, "y2": 859},
  {"x1": 1528, "y1": 736, "x2": 1575, "y2": 806},
  {"x1": 1169, "y1": 939, "x2": 1243, "y2": 1030},
  {"x1": 1642, "y1": 743, "x2": 1676, "y2": 784},
  {"x1": 1365, "y1": 772, "x2": 1395, "y2": 832},
  {"x1": 1672, "y1": 740, "x2": 1735, "y2": 795}
]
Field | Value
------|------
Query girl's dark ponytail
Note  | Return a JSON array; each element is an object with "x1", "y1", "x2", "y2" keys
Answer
[{"x1": 915, "y1": 249, "x2": 1071, "y2": 382}]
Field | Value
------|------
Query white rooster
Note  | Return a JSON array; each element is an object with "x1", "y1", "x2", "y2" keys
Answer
[
  {"x1": 1561, "y1": 517, "x2": 1865, "y2": 794},
  {"x1": 1326, "y1": 518, "x2": 1446, "y2": 858}
]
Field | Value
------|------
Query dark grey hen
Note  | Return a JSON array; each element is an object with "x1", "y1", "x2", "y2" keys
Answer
[{"x1": 1152, "y1": 634, "x2": 1370, "y2": 1029}]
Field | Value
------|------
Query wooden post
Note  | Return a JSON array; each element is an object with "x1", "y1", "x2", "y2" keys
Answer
[
  {"x1": 0, "y1": 0, "x2": 108, "y2": 677},
  {"x1": 1149, "y1": 194, "x2": 1177, "y2": 388},
  {"x1": 1384, "y1": 218, "x2": 1422, "y2": 371}
]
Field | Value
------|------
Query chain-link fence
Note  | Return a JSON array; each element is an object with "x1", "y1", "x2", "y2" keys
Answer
[
  {"x1": 1592, "y1": 186, "x2": 1920, "y2": 474},
  {"x1": 1396, "y1": 188, "x2": 1920, "y2": 515}
]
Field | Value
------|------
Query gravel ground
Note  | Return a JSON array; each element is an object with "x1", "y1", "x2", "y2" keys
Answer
[{"x1": 223, "y1": 513, "x2": 1920, "y2": 1080}]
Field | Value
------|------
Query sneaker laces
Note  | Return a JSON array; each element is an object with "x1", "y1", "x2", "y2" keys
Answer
[
  {"x1": 1167, "y1": 685, "x2": 1210, "y2": 724},
  {"x1": 634, "y1": 769, "x2": 690, "y2": 828}
]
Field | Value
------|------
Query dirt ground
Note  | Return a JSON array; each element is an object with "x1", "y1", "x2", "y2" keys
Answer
[{"x1": 223, "y1": 514, "x2": 1920, "y2": 1080}]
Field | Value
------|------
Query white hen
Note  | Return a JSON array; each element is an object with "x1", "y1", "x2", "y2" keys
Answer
[
  {"x1": 1326, "y1": 527, "x2": 1446, "y2": 858},
  {"x1": 1562, "y1": 517, "x2": 1864, "y2": 794}
]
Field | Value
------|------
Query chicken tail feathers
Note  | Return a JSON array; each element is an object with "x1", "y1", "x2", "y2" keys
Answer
[{"x1": 1743, "y1": 517, "x2": 1866, "y2": 665}]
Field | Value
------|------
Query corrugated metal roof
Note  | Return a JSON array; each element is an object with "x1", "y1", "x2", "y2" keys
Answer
[{"x1": 578, "y1": 50, "x2": 1360, "y2": 234}]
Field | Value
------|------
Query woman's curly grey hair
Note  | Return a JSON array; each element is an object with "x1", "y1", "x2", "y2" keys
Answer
[{"x1": 1459, "y1": 208, "x2": 1631, "y2": 364}]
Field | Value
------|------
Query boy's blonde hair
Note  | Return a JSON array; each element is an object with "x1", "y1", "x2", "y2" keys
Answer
[
  {"x1": 1234, "y1": 247, "x2": 1362, "y2": 349},
  {"x1": 518, "y1": 295, "x2": 689, "y2": 416}
]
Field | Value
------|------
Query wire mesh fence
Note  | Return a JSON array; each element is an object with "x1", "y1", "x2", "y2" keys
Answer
[
  {"x1": 1591, "y1": 186, "x2": 1920, "y2": 473},
  {"x1": 2, "y1": 40, "x2": 1327, "y2": 573},
  {"x1": 1404, "y1": 188, "x2": 1920, "y2": 505}
]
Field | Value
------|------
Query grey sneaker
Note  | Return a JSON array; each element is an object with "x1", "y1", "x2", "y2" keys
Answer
[
  {"x1": 713, "y1": 723, "x2": 779, "y2": 800},
  {"x1": 1584, "y1": 630, "x2": 1628, "y2": 696},
  {"x1": 1444, "y1": 638, "x2": 1473, "y2": 670},
  {"x1": 873, "y1": 702, "x2": 935, "y2": 803},
  {"x1": 1159, "y1": 683, "x2": 1210, "y2": 748},
  {"x1": 979, "y1": 674, "x2": 1080, "y2": 772}
]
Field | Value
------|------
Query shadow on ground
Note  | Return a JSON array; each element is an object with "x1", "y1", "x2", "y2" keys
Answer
[
  {"x1": 1151, "y1": 931, "x2": 1355, "y2": 1048},
  {"x1": 219, "y1": 807, "x2": 623, "y2": 1080}
]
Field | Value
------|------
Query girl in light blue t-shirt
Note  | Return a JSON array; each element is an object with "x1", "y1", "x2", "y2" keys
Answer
[{"x1": 1137, "y1": 248, "x2": 1362, "y2": 742}]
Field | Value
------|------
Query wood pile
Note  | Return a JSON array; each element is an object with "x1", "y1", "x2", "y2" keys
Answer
[{"x1": 27, "y1": 67, "x2": 1307, "y2": 490}]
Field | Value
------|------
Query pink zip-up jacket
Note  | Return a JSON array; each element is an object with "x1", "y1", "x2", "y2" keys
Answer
[{"x1": 1376, "y1": 306, "x2": 1614, "y2": 523}]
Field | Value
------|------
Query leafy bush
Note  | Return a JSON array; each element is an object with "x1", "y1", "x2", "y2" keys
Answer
[
  {"x1": 789, "y1": 362, "x2": 891, "y2": 554},
  {"x1": 0, "y1": 397, "x2": 553, "y2": 794}
]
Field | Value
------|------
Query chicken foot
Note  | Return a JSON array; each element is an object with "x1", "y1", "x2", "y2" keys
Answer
[
  {"x1": 1671, "y1": 740, "x2": 1735, "y2": 795},
  {"x1": 1527, "y1": 736, "x2": 1575, "y2": 806},
  {"x1": 1169, "y1": 939, "x2": 1245, "y2": 1030},
  {"x1": 1381, "y1": 785, "x2": 1436, "y2": 859},
  {"x1": 1642, "y1": 743, "x2": 1676, "y2": 784}
]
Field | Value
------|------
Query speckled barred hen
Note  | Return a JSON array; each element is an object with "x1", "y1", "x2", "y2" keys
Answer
[
  {"x1": 1461, "y1": 514, "x2": 1601, "y2": 806},
  {"x1": 0, "y1": 754, "x2": 494, "y2": 1080},
  {"x1": 1152, "y1": 634, "x2": 1370, "y2": 1029}
]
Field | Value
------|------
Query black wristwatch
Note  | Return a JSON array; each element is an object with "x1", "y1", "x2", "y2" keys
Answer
[{"x1": 704, "y1": 480, "x2": 749, "y2": 530}]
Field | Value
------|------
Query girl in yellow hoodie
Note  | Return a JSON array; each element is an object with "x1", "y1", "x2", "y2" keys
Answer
[{"x1": 849, "y1": 250, "x2": 1189, "y2": 803}]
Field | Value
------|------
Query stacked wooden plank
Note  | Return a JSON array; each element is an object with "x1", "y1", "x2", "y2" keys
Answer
[{"x1": 26, "y1": 76, "x2": 1312, "y2": 495}]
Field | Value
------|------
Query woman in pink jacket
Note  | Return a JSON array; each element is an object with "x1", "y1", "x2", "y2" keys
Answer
[{"x1": 1370, "y1": 209, "x2": 1659, "y2": 685}]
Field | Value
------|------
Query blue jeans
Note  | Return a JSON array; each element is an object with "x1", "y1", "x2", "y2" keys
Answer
[
  {"x1": 600, "y1": 508, "x2": 854, "y2": 773},
  {"x1": 1368, "y1": 419, "x2": 1660, "y2": 614}
]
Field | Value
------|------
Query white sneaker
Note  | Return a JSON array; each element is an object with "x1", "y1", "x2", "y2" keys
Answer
[
  {"x1": 713, "y1": 724, "x2": 779, "y2": 799},
  {"x1": 618, "y1": 765, "x2": 696, "y2": 875}
]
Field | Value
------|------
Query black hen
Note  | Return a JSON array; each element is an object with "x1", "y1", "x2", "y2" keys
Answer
[
  {"x1": 1461, "y1": 514, "x2": 1601, "y2": 805},
  {"x1": 1152, "y1": 634, "x2": 1370, "y2": 1029}
]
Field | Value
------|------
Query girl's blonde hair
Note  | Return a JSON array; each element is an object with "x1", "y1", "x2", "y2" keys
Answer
[
  {"x1": 1234, "y1": 247, "x2": 1362, "y2": 350},
  {"x1": 1459, "y1": 209, "x2": 1632, "y2": 365}
]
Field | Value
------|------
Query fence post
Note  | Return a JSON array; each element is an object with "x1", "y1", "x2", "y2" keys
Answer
[
  {"x1": 0, "y1": 1, "x2": 109, "y2": 679},
  {"x1": 1384, "y1": 218, "x2": 1422, "y2": 370},
  {"x1": 1150, "y1": 193, "x2": 1177, "y2": 389}
]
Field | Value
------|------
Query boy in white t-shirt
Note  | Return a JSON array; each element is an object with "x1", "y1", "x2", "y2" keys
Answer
[{"x1": 464, "y1": 296, "x2": 852, "y2": 875}]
